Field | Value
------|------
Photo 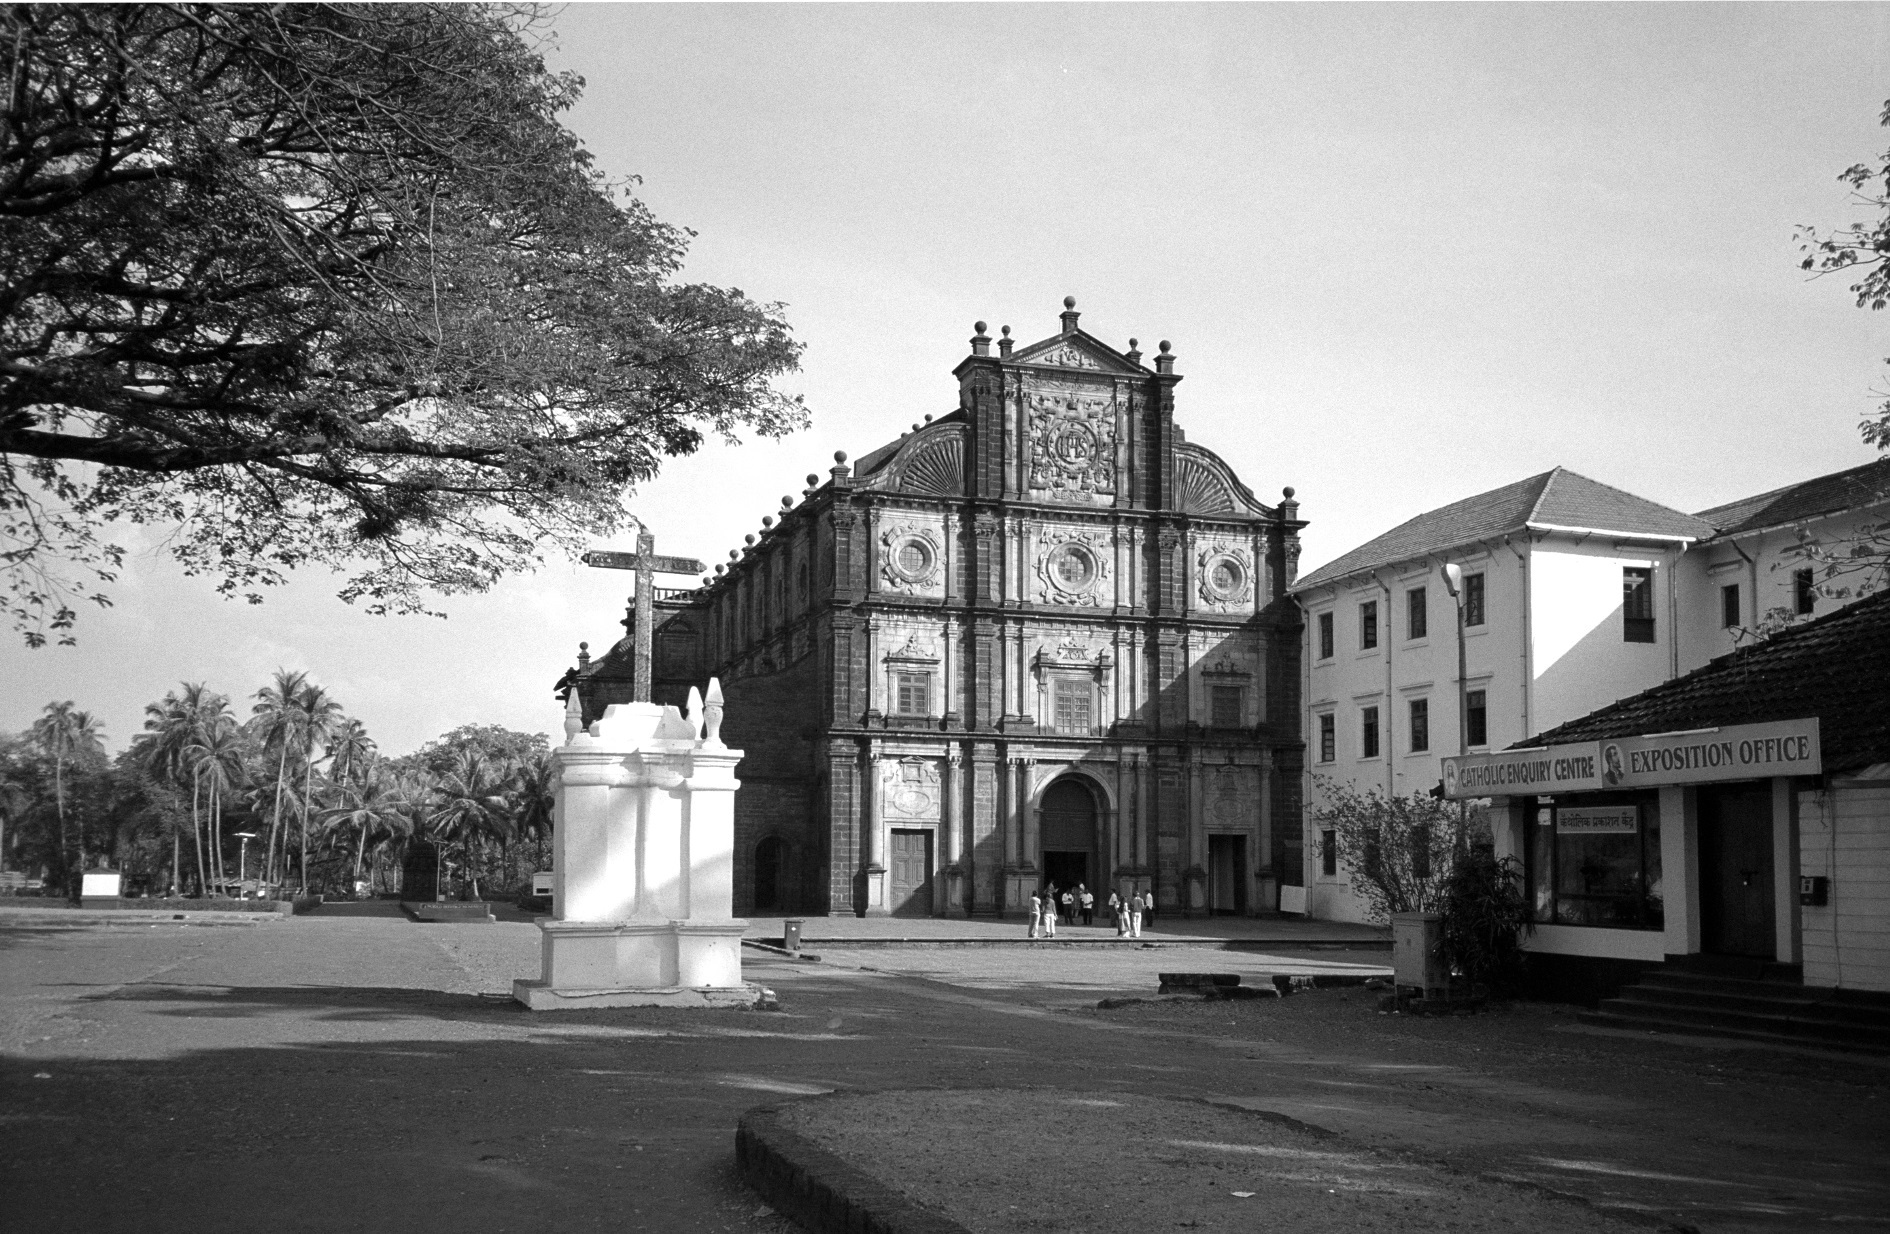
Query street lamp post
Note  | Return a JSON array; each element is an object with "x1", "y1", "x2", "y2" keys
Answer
[
  {"x1": 234, "y1": 831, "x2": 258, "y2": 897},
  {"x1": 1439, "y1": 564, "x2": 1470, "y2": 854}
]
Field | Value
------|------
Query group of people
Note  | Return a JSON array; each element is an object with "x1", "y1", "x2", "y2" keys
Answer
[{"x1": 1025, "y1": 883, "x2": 1155, "y2": 938}]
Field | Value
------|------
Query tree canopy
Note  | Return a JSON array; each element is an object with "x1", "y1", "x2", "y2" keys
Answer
[
  {"x1": 1800, "y1": 96, "x2": 1890, "y2": 452},
  {"x1": 2, "y1": 3, "x2": 805, "y2": 645}
]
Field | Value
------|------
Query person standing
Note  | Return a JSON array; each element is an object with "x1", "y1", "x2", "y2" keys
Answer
[
  {"x1": 1027, "y1": 888, "x2": 1043, "y2": 939},
  {"x1": 1059, "y1": 885, "x2": 1075, "y2": 925},
  {"x1": 1043, "y1": 888, "x2": 1058, "y2": 937},
  {"x1": 1079, "y1": 884, "x2": 1094, "y2": 926},
  {"x1": 1128, "y1": 889, "x2": 1145, "y2": 938},
  {"x1": 1144, "y1": 887, "x2": 1156, "y2": 930}
]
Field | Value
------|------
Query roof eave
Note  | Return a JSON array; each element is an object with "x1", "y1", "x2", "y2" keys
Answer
[{"x1": 1524, "y1": 521, "x2": 1701, "y2": 543}]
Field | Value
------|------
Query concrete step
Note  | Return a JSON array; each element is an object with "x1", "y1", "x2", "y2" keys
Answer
[
  {"x1": 1578, "y1": 1007, "x2": 1890, "y2": 1055},
  {"x1": 1614, "y1": 983, "x2": 1890, "y2": 1027}
]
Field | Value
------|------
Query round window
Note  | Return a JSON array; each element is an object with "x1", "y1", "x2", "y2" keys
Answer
[
  {"x1": 890, "y1": 536, "x2": 935, "y2": 583},
  {"x1": 1204, "y1": 553, "x2": 1249, "y2": 601},
  {"x1": 1048, "y1": 543, "x2": 1097, "y2": 592}
]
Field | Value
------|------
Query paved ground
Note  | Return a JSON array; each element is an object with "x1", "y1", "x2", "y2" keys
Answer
[{"x1": 1, "y1": 913, "x2": 1884, "y2": 1233}]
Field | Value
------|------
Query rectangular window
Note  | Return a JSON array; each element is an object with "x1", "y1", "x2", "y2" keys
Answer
[
  {"x1": 1359, "y1": 601, "x2": 1378, "y2": 650},
  {"x1": 1623, "y1": 567, "x2": 1655, "y2": 642},
  {"x1": 1210, "y1": 685, "x2": 1243, "y2": 728},
  {"x1": 894, "y1": 672, "x2": 930, "y2": 716},
  {"x1": 1408, "y1": 698, "x2": 1429, "y2": 753},
  {"x1": 1407, "y1": 586, "x2": 1427, "y2": 640},
  {"x1": 1052, "y1": 678, "x2": 1093, "y2": 732},
  {"x1": 1317, "y1": 611, "x2": 1334, "y2": 660},
  {"x1": 1466, "y1": 689, "x2": 1488, "y2": 747},
  {"x1": 1795, "y1": 568, "x2": 1816, "y2": 616},
  {"x1": 1320, "y1": 829, "x2": 1338, "y2": 878},
  {"x1": 1361, "y1": 706, "x2": 1380, "y2": 759},
  {"x1": 1464, "y1": 572, "x2": 1485, "y2": 627},
  {"x1": 1318, "y1": 713, "x2": 1336, "y2": 763},
  {"x1": 1529, "y1": 795, "x2": 1665, "y2": 931},
  {"x1": 1721, "y1": 583, "x2": 1740, "y2": 630}
]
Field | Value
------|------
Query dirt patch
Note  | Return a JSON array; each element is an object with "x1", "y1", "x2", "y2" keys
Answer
[{"x1": 777, "y1": 1088, "x2": 1650, "y2": 1234}]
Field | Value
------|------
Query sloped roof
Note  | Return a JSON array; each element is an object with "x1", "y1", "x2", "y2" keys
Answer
[
  {"x1": 1696, "y1": 456, "x2": 1890, "y2": 538},
  {"x1": 1524, "y1": 587, "x2": 1890, "y2": 775},
  {"x1": 1293, "y1": 468, "x2": 1713, "y2": 592}
]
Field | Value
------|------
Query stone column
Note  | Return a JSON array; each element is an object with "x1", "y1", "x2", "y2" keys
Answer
[
  {"x1": 945, "y1": 745, "x2": 967, "y2": 915},
  {"x1": 1020, "y1": 758, "x2": 1039, "y2": 867},
  {"x1": 862, "y1": 747, "x2": 887, "y2": 916},
  {"x1": 1188, "y1": 756, "x2": 1207, "y2": 914}
]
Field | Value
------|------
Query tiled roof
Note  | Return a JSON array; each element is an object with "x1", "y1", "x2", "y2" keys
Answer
[
  {"x1": 1523, "y1": 588, "x2": 1890, "y2": 775},
  {"x1": 1293, "y1": 468, "x2": 1713, "y2": 592},
  {"x1": 1696, "y1": 456, "x2": 1890, "y2": 538}
]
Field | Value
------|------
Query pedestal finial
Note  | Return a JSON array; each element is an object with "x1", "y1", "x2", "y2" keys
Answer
[{"x1": 703, "y1": 677, "x2": 726, "y2": 748}]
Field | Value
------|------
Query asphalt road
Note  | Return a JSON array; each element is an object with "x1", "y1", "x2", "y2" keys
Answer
[{"x1": 1, "y1": 916, "x2": 1884, "y2": 1234}]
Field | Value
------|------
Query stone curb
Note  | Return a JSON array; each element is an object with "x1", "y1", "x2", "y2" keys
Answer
[
  {"x1": 0, "y1": 907, "x2": 280, "y2": 926},
  {"x1": 736, "y1": 1103, "x2": 971, "y2": 1234},
  {"x1": 744, "y1": 936, "x2": 1390, "y2": 951}
]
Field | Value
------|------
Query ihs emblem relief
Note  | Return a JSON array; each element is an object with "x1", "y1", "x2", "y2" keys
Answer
[{"x1": 1027, "y1": 389, "x2": 1116, "y2": 498}]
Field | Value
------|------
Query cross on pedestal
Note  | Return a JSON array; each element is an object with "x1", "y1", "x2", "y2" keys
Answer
[{"x1": 582, "y1": 528, "x2": 706, "y2": 702}]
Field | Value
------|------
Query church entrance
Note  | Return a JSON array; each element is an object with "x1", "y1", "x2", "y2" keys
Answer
[
  {"x1": 1208, "y1": 834, "x2": 1248, "y2": 914},
  {"x1": 1039, "y1": 777, "x2": 1098, "y2": 897},
  {"x1": 888, "y1": 828, "x2": 935, "y2": 917}
]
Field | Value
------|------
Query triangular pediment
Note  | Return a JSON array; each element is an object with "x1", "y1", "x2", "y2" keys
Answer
[{"x1": 1011, "y1": 329, "x2": 1147, "y2": 375}]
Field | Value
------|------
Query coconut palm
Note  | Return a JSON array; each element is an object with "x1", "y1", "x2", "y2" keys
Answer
[
  {"x1": 251, "y1": 669, "x2": 309, "y2": 888},
  {"x1": 29, "y1": 702, "x2": 104, "y2": 884},
  {"x1": 137, "y1": 683, "x2": 231, "y2": 893},
  {"x1": 511, "y1": 749, "x2": 557, "y2": 873},
  {"x1": 319, "y1": 762, "x2": 411, "y2": 888},
  {"x1": 328, "y1": 718, "x2": 376, "y2": 795},
  {"x1": 188, "y1": 700, "x2": 246, "y2": 890},
  {"x1": 293, "y1": 681, "x2": 345, "y2": 892},
  {"x1": 430, "y1": 750, "x2": 514, "y2": 900}
]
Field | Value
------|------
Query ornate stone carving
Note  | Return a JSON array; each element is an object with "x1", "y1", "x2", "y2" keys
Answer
[
  {"x1": 1028, "y1": 342, "x2": 1104, "y2": 370},
  {"x1": 1196, "y1": 544, "x2": 1255, "y2": 611},
  {"x1": 1034, "y1": 527, "x2": 1111, "y2": 607},
  {"x1": 1208, "y1": 765, "x2": 1254, "y2": 827},
  {"x1": 1027, "y1": 387, "x2": 1116, "y2": 497},
  {"x1": 883, "y1": 757, "x2": 942, "y2": 818},
  {"x1": 880, "y1": 523, "x2": 942, "y2": 593},
  {"x1": 884, "y1": 631, "x2": 940, "y2": 663}
]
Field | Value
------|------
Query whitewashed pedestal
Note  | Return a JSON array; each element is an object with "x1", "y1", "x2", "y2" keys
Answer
[{"x1": 513, "y1": 685, "x2": 772, "y2": 1011}]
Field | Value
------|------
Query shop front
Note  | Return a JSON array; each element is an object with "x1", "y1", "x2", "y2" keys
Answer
[{"x1": 1444, "y1": 718, "x2": 1822, "y2": 1000}]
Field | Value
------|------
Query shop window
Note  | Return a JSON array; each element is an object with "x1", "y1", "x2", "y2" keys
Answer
[
  {"x1": 894, "y1": 672, "x2": 931, "y2": 716},
  {"x1": 1721, "y1": 583, "x2": 1740, "y2": 630},
  {"x1": 1361, "y1": 706, "x2": 1380, "y2": 759},
  {"x1": 1466, "y1": 690, "x2": 1487, "y2": 748},
  {"x1": 1463, "y1": 573, "x2": 1485, "y2": 627},
  {"x1": 1407, "y1": 586, "x2": 1427, "y2": 640},
  {"x1": 1320, "y1": 829, "x2": 1338, "y2": 878},
  {"x1": 1317, "y1": 611, "x2": 1334, "y2": 660},
  {"x1": 1359, "y1": 600, "x2": 1378, "y2": 650},
  {"x1": 1623, "y1": 567, "x2": 1655, "y2": 643},
  {"x1": 1052, "y1": 678, "x2": 1093, "y2": 733},
  {"x1": 1528, "y1": 795, "x2": 1664, "y2": 930},
  {"x1": 1794, "y1": 568, "x2": 1817, "y2": 616},
  {"x1": 1317, "y1": 713, "x2": 1335, "y2": 763},
  {"x1": 1210, "y1": 685, "x2": 1243, "y2": 729},
  {"x1": 1408, "y1": 698, "x2": 1429, "y2": 753}
]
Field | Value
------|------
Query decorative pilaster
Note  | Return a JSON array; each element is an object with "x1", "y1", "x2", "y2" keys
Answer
[{"x1": 862, "y1": 746, "x2": 887, "y2": 916}]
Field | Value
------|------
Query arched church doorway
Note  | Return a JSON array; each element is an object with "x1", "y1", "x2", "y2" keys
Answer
[
  {"x1": 753, "y1": 836, "x2": 785, "y2": 912},
  {"x1": 1040, "y1": 777, "x2": 1099, "y2": 894}
]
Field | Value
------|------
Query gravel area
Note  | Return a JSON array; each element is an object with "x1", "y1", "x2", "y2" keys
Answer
[{"x1": 779, "y1": 1088, "x2": 1647, "y2": 1234}]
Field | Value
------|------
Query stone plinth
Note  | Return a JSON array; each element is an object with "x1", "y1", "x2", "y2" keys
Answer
[{"x1": 513, "y1": 684, "x2": 772, "y2": 1010}]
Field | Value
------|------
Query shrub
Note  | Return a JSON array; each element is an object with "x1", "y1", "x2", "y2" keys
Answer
[{"x1": 1440, "y1": 849, "x2": 1532, "y2": 994}]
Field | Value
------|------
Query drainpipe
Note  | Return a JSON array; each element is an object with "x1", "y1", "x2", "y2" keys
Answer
[
  {"x1": 1375, "y1": 569, "x2": 1395, "y2": 798},
  {"x1": 1503, "y1": 536, "x2": 1532, "y2": 741},
  {"x1": 1666, "y1": 547, "x2": 1680, "y2": 680}
]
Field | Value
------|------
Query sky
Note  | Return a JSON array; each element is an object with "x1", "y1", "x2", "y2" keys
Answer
[{"x1": 6, "y1": 3, "x2": 1889, "y2": 758}]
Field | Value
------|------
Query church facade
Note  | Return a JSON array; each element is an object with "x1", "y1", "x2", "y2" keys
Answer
[{"x1": 570, "y1": 299, "x2": 1307, "y2": 918}]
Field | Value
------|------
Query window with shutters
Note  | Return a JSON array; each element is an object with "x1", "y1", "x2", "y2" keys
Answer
[
  {"x1": 1464, "y1": 572, "x2": 1486, "y2": 627},
  {"x1": 1210, "y1": 686, "x2": 1243, "y2": 729},
  {"x1": 1467, "y1": 689, "x2": 1488, "y2": 748},
  {"x1": 1408, "y1": 697, "x2": 1429, "y2": 753},
  {"x1": 1052, "y1": 678, "x2": 1093, "y2": 733},
  {"x1": 1407, "y1": 586, "x2": 1427, "y2": 640},
  {"x1": 1623, "y1": 567, "x2": 1655, "y2": 643},
  {"x1": 894, "y1": 672, "x2": 930, "y2": 716},
  {"x1": 1361, "y1": 706, "x2": 1380, "y2": 759},
  {"x1": 1318, "y1": 713, "x2": 1336, "y2": 763}
]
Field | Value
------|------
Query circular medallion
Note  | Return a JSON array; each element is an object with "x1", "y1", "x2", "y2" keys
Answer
[
  {"x1": 1047, "y1": 543, "x2": 1098, "y2": 593},
  {"x1": 1202, "y1": 554, "x2": 1248, "y2": 602},
  {"x1": 1049, "y1": 420, "x2": 1098, "y2": 466},
  {"x1": 888, "y1": 536, "x2": 937, "y2": 584}
]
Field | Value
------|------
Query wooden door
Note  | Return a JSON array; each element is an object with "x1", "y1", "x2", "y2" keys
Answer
[
  {"x1": 1698, "y1": 783, "x2": 1775, "y2": 958},
  {"x1": 888, "y1": 829, "x2": 934, "y2": 917}
]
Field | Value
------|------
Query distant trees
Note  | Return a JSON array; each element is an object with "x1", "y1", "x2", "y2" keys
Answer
[
  {"x1": 2, "y1": 3, "x2": 805, "y2": 647},
  {"x1": 7, "y1": 674, "x2": 556, "y2": 899}
]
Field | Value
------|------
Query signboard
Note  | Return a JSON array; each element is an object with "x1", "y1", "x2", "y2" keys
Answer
[
  {"x1": 1444, "y1": 717, "x2": 1822, "y2": 799},
  {"x1": 1442, "y1": 743, "x2": 1601, "y2": 799},
  {"x1": 1556, "y1": 806, "x2": 1638, "y2": 835},
  {"x1": 581, "y1": 550, "x2": 706, "y2": 575}
]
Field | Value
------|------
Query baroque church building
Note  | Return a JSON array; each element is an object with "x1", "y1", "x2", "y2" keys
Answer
[{"x1": 570, "y1": 299, "x2": 1307, "y2": 918}]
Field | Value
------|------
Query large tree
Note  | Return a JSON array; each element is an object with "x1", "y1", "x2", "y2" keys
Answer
[{"x1": 2, "y1": 4, "x2": 805, "y2": 645}]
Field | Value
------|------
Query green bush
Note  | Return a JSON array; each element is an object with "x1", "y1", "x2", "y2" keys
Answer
[{"x1": 1440, "y1": 849, "x2": 1532, "y2": 995}]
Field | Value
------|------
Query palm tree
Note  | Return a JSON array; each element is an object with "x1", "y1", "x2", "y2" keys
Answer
[
  {"x1": 29, "y1": 702, "x2": 104, "y2": 885},
  {"x1": 511, "y1": 749, "x2": 557, "y2": 873},
  {"x1": 188, "y1": 700, "x2": 246, "y2": 890},
  {"x1": 328, "y1": 718, "x2": 375, "y2": 795},
  {"x1": 137, "y1": 684, "x2": 218, "y2": 893},
  {"x1": 430, "y1": 750, "x2": 514, "y2": 901},
  {"x1": 293, "y1": 681, "x2": 345, "y2": 892},
  {"x1": 251, "y1": 669, "x2": 309, "y2": 889},
  {"x1": 319, "y1": 762, "x2": 411, "y2": 889}
]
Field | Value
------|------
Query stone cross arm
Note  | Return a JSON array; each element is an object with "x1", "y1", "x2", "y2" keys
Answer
[{"x1": 580, "y1": 529, "x2": 704, "y2": 704}]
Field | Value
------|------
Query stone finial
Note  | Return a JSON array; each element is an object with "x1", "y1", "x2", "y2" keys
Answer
[
  {"x1": 563, "y1": 685, "x2": 584, "y2": 742},
  {"x1": 998, "y1": 325, "x2": 1013, "y2": 358},
  {"x1": 1125, "y1": 337, "x2": 1142, "y2": 365},
  {"x1": 728, "y1": 549, "x2": 739, "y2": 561},
  {"x1": 685, "y1": 685, "x2": 704, "y2": 740},
  {"x1": 804, "y1": 473, "x2": 820, "y2": 494},
  {"x1": 1155, "y1": 339, "x2": 1176, "y2": 375},
  {"x1": 781, "y1": 495, "x2": 794, "y2": 510},
  {"x1": 744, "y1": 533, "x2": 756, "y2": 546},
  {"x1": 831, "y1": 450, "x2": 852, "y2": 486},
  {"x1": 761, "y1": 516, "x2": 773, "y2": 529},
  {"x1": 703, "y1": 678, "x2": 726, "y2": 748},
  {"x1": 576, "y1": 640, "x2": 591, "y2": 668},
  {"x1": 970, "y1": 320, "x2": 991, "y2": 357},
  {"x1": 1060, "y1": 296, "x2": 1080, "y2": 335}
]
